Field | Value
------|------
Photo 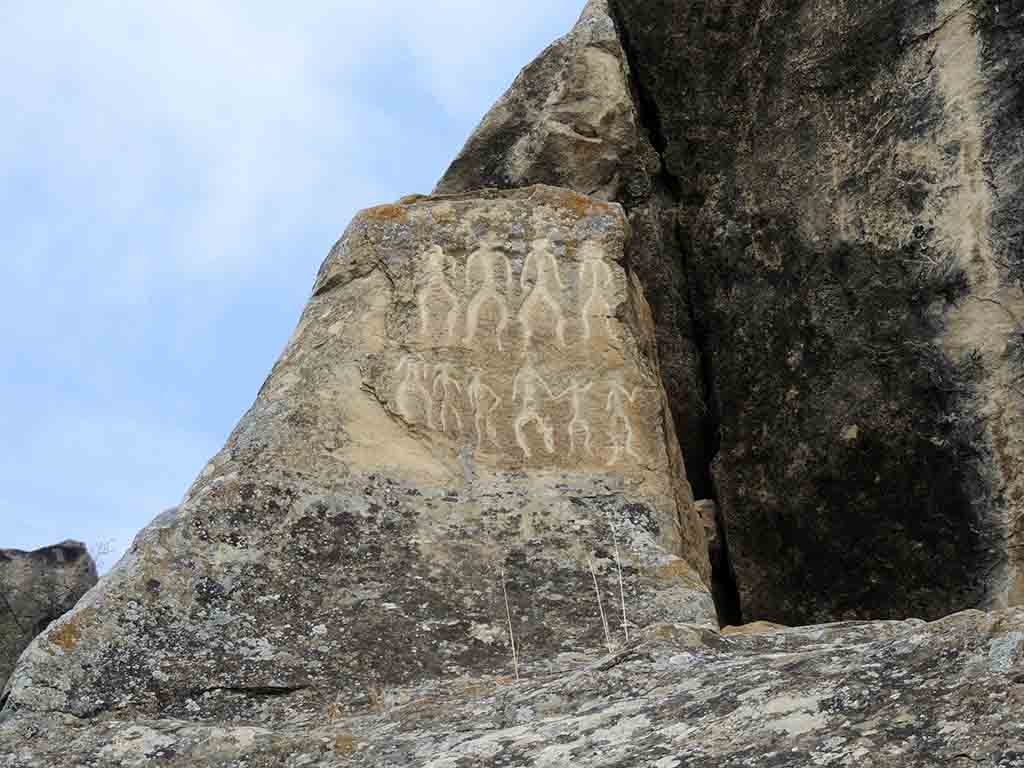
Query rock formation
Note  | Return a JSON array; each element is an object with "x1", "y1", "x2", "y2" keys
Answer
[
  {"x1": 0, "y1": 541, "x2": 97, "y2": 690},
  {"x1": 2, "y1": 0, "x2": 1024, "y2": 765},
  {"x1": 445, "y1": 0, "x2": 1024, "y2": 627},
  {"x1": 1, "y1": 185, "x2": 714, "y2": 728}
]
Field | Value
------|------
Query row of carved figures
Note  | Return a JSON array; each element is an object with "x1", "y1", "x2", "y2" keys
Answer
[
  {"x1": 393, "y1": 356, "x2": 645, "y2": 465},
  {"x1": 417, "y1": 240, "x2": 618, "y2": 351}
]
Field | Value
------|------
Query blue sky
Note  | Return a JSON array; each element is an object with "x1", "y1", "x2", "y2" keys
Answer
[{"x1": 1, "y1": 1, "x2": 582, "y2": 569}]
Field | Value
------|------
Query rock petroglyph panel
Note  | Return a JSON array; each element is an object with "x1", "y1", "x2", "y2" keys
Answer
[{"x1": 347, "y1": 192, "x2": 667, "y2": 473}]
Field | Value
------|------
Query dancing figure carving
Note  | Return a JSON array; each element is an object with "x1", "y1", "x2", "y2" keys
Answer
[
  {"x1": 417, "y1": 245, "x2": 460, "y2": 344},
  {"x1": 432, "y1": 362, "x2": 464, "y2": 435},
  {"x1": 394, "y1": 355, "x2": 435, "y2": 429},
  {"x1": 467, "y1": 367, "x2": 502, "y2": 451},
  {"x1": 512, "y1": 361, "x2": 556, "y2": 459},
  {"x1": 464, "y1": 244, "x2": 512, "y2": 351},
  {"x1": 578, "y1": 243, "x2": 618, "y2": 342},
  {"x1": 606, "y1": 380, "x2": 642, "y2": 465},
  {"x1": 518, "y1": 239, "x2": 567, "y2": 349},
  {"x1": 556, "y1": 378, "x2": 595, "y2": 456}
]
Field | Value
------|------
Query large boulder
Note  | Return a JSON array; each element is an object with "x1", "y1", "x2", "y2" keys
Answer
[
  {"x1": 0, "y1": 541, "x2": 97, "y2": 690},
  {"x1": 1, "y1": 185, "x2": 713, "y2": 727},
  {"x1": 608, "y1": 0, "x2": 1024, "y2": 624}
]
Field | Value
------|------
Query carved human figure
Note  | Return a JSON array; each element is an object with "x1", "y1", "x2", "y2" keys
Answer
[
  {"x1": 578, "y1": 243, "x2": 618, "y2": 342},
  {"x1": 605, "y1": 380, "x2": 642, "y2": 466},
  {"x1": 394, "y1": 355, "x2": 435, "y2": 429},
  {"x1": 518, "y1": 239, "x2": 567, "y2": 348},
  {"x1": 467, "y1": 367, "x2": 503, "y2": 451},
  {"x1": 512, "y1": 361, "x2": 556, "y2": 458},
  {"x1": 556, "y1": 378, "x2": 595, "y2": 456},
  {"x1": 464, "y1": 244, "x2": 512, "y2": 351},
  {"x1": 417, "y1": 245, "x2": 460, "y2": 344},
  {"x1": 432, "y1": 362, "x2": 464, "y2": 435}
]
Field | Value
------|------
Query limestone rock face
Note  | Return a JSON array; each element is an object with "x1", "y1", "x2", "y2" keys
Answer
[
  {"x1": 1, "y1": 186, "x2": 713, "y2": 727},
  {"x1": 4, "y1": 609, "x2": 1024, "y2": 766},
  {"x1": 609, "y1": 0, "x2": 1024, "y2": 624},
  {"x1": 0, "y1": 542, "x2": 97, "y2": 690},
  {"x1": 435, "y1": 0, "x2": 657, "y2": 206}
]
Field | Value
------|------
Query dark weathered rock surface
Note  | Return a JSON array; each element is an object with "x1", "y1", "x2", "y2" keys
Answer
[
  {"x1": 602, "y1": 0, "x2": 1024, "y2": 624},
  {"x1": 0, "y1": 541, "x2": 97, "y2": 690}
]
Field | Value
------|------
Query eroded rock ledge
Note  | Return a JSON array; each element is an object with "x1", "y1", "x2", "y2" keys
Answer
[{"x1": 0, "y1": 541, "x2": 97, "y2": 692}]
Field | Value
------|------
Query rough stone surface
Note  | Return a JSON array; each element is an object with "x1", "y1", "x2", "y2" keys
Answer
[
  {"x1": 4, "y1": 2, "x2": 1024, "y2": 765},
  {"x1": 0, "y1": 185, "x2": 713, "y2": 729},
  {"x1": 4, "y1": 609, "x2": 1024, "y2": 766},
  {"x1": 612, "y1": 0, "x2": 1024, "y2": 624},
  {"x1": 435, "y1": 0, "x2": 657, "y2": 206},
  {"x1": 436, "y1": 0, "x2": 716, "y2": 568},
  {"x1": 0, "y1": 542, "x2": 96, "y2": 691}
]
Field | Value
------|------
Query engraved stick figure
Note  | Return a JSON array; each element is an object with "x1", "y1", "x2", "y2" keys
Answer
[
  {"x1": 467, "y1": 367, "x2": 503, "y2": 451},
  {"x1": 578, "y1": 244, "x2": 618, "y2": 342},
  {"x1": 417, "y1": 245, "x2": 460, "y2": 344},
  {"x1": 556, "y1": 378, "x2": 595, "y2": 456},
  {"x1": 465, "y1": 245, "x2": 512, "y2": 351},
  {"x1": 394, "y1": 355, "x2": 435, "y2": 429},
  {"x1": 605, "y1": 381, "x2": 642, "y2": 466},
  {"x1": 512, "y1": 361, "x2": 556, "y2": 458},
  {"x1": 518, "y1": 239, "x2": 567, "y2": 348},
  {"x1": 432, "y1": 362, "x2": 464, "y2": 435}
]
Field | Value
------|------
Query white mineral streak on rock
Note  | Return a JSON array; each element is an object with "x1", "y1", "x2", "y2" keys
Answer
[{"x1": 932, "y1": 0, "x2": 1024, "y2": 607}]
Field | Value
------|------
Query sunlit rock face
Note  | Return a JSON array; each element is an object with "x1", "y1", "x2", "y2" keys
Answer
[
  {"x1": 1, "y1": 185, "x2": 713, "y2": 727},
  {"x1": 0, "y1": 541, "x2": 97, "y2": 691}
]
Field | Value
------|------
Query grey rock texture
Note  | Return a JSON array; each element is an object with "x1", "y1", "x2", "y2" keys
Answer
[
  {"x1": 0, "y1": 542, "x2": 97, "y2": 690},
  {"x1": 1, "y1": 185, "x2": 714, "y2": 729},
  {"x1": 4, "y1": 609, "x2": 1024, "y2": 766}
]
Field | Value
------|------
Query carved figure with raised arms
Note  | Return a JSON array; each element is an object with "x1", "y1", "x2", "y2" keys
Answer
[
  {"x1": 512, "y1": 360, "x2": 556, "y2": 458},
  {"x1": 606, "y1": 379, "x2": 642, "y2": 465},
  {"x1": 556, "y1": 378, "x2": 595, "y2": 456},
  {"x1": 467, "y1": 367, "x2": 503, "y2": 451},
  {"x1": 518, "y1": 239, "x2": 567, "y2": 348},
  {"x1": 417, "y1": 245, "x2": 460, "y2": 344},
  {"x1": 464, "y1": 243, "x2": 512, "y2": 351}
]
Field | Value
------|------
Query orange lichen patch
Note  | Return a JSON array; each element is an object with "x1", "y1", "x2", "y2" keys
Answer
[
  {"x1": 548, "y1": 188, "x2": 615, "y2": 218},
  {"x1": 334, "y1": 735, "x2": 356, "y2": 755},
  {"x1": 359, "y1": 204, "x2": 408, "y2": 223},
  {"x1": 48, "y1": 613, "x2": 85, "y2": 651},
  {"x1": 650, "y1": 559, "x2": 702, "y2": 584}
]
